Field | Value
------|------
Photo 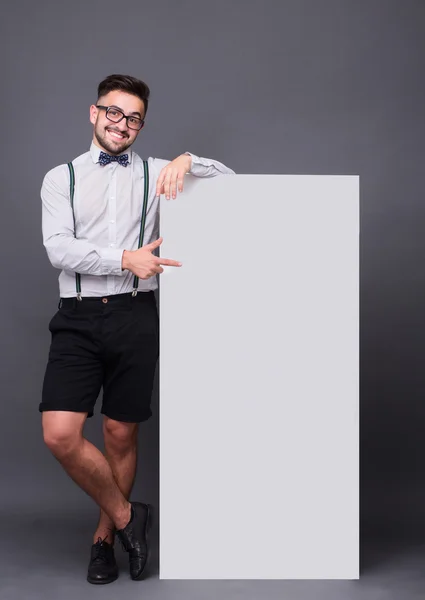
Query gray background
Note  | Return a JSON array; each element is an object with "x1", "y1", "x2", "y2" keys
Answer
[{"x1": 0, "y1": 0, "x2": 424, "y2": 598}]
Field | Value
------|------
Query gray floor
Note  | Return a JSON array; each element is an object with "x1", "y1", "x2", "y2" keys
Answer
[{"x1": 1, "y1": 508, "x2": 425, "y2": 600}]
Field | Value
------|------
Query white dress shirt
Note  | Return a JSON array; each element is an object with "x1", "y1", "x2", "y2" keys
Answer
[{"x1": 41, "y1": 142, "x2": 235, "y2": 298}]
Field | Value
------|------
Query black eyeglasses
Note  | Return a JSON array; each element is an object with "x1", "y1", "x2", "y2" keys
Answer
[{"x1": 96, "y1": 105, "x2": 145, "y2": 130}]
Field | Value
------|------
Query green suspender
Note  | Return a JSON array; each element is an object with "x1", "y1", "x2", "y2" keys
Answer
[
  {"x1": 67, "y1": 162, "x2": 81, "y2": 300},
  {"x1": 67, "y1": 160, "x2": 150, "y2": 300},
  {"x1": 132, "y1": 160, "x2": 150, "y2": 296}
]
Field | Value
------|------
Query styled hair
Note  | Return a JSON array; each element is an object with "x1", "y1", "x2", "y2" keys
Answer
[{"x1": 97, "y1": 74, "x2": 150, "y2": 116}]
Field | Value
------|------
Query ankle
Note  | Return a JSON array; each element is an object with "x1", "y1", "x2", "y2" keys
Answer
[
  {"x1": 114, "y1": 502, "x2": 132, "y2": 531},
  {"x1": 93, "y1": 529, "x2": 115, "y2": 545}
]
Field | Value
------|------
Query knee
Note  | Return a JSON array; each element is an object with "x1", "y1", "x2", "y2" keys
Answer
[
  {"x1": 103, "y1": 418, "x2": 137, "y2": 454},
  {"x1": 43, "y1": 421, "x2": 81, "y2": 458}
]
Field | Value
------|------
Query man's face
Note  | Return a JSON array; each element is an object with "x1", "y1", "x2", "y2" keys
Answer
[{"x1": 90, "y1": 90, "x2": 145, "y2": 155}]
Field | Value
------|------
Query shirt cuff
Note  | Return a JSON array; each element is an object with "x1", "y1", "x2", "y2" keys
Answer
[
  {"x1": 185, "y1": 152, "x2": 208, "y2": 174},
  {"x1": 184, "y1": 152, "x2": 235, "y2": 176},
  {"x1": 101, "y1": 247, "x2": 125, "y2": 275}
]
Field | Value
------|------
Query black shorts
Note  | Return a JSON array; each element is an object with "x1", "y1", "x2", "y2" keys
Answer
[{"x1": 40, "y1": 291, "x2": 159, "y2": 423}]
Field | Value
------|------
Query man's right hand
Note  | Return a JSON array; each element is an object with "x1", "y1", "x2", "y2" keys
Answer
[{"x1": 122, "y1": 237, "x2": 182, "y2": 279}]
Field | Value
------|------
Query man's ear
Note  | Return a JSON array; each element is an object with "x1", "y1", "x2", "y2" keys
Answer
[{"x1": 89, "y1": 104, "x2": 98, "y2": 126}]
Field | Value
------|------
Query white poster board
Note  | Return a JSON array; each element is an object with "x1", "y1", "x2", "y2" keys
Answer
[{"x1": 159, "y1": 175, "x2": 359, "y2": 579}]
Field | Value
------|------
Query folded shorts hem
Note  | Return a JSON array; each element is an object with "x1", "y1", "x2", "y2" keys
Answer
[
  {"x1": 38, "y1": 404, "x2": 95, "y2": 418},
  {"x1": 100, "y1": 408, "x2": 152, "y2": 423}
]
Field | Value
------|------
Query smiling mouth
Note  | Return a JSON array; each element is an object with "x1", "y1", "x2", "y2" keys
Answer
[{"x1": 107, "y1": 129, "x2": 127, "y2": 140}]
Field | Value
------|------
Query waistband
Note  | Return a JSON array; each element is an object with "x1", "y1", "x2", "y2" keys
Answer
[{"x1": 59, "y1": 291, "x2": 155, "y2": 309}]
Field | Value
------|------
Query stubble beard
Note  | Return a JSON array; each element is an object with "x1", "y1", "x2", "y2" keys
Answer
[{"x1": 95, "y1": 125, "x2": 133, "y2": 155}]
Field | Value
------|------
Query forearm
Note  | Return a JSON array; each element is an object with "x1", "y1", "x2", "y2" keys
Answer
[{"x1": 44, "y1": 234, "x2": 125, "y2": 276}]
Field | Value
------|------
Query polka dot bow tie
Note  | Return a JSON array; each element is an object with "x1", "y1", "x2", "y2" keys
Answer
[{"x1": 98, "y1": 151, "x2": 129, "y2": 167}]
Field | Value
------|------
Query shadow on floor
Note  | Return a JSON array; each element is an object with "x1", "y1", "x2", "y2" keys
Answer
[
  {"x1": 0, "y1": 507, "x2": 159, "y2": 579},
  {"x1": 2, "y1": 507, "x2": 425, "y2": 580},
  {"x1": 361, "y1": 523, "x2": 425, "y2": 574}
]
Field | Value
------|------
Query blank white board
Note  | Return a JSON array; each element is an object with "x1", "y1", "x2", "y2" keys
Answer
[{"x1": 159, "y1": 174, "x2": 359, "y2": 579}]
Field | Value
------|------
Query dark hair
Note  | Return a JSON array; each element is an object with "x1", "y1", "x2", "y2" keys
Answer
[{"x1": 97, "y1": 74, "x2": 150, "y2": 116}]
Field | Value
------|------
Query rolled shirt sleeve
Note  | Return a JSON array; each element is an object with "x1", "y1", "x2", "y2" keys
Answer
[{"x1": 184, "y1": 152, "x2": 236, "y2": 177}]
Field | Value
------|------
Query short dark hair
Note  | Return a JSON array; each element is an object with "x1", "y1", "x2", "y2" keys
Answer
[{"x1": 97, "y1": 74, "x2": 150, "y2": 116}]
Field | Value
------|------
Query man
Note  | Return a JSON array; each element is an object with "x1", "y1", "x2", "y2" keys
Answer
[{"x1": 40, "y1": 74, "x2": 234, "y2": 585}]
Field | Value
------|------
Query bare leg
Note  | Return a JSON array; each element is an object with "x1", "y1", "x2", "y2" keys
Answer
[
  {"x1": 42, "y1": 412, "x2": 132, "y2": 530},
  {"x1": 93, "y1": 417, "x2": 139, "y2": 543}
]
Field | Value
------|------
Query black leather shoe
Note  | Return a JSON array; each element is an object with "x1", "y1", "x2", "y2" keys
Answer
[
  {"x1": 87, "y1": 537, "x2": 118, "y2": 585},
  {"x1": 116, "y1": 502, "x2": 152, "y2": 580}
]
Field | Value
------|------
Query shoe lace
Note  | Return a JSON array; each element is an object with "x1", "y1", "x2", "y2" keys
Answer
[{"x1": 92, "y1": 536, "x2": 110, "y2": 564}]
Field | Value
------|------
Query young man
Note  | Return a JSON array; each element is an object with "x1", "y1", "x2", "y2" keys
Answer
[{"x1": 40, "y1": 74, "x2": 234, "y2": 584}]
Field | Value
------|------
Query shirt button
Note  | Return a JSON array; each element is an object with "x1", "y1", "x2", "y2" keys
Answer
[{"x1": 110, "y1": 220, "x2": 115, "y2": 224}]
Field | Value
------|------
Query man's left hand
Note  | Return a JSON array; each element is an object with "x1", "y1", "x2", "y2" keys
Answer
[{"x1": 156, "y1": 154, "x2": 192, "y2": 199}]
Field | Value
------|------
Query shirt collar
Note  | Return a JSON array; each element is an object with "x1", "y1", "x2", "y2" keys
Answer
[{"x1": 90, "y1": 141, "x2": 133, "y2": 165}]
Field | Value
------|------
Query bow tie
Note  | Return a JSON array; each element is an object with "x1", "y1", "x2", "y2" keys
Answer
[{"x1": 99, "y1": 151, "x2": 129, "y2": 167}]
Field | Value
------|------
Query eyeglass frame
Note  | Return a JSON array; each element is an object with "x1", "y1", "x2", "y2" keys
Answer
[{"x1": 96, "y1": 105, "x2": 145, "y2": 130}]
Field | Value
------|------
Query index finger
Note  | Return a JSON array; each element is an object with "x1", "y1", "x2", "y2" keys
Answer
[{"x1": 157, "y1": 258, "x2": 183, "y2": 267}]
